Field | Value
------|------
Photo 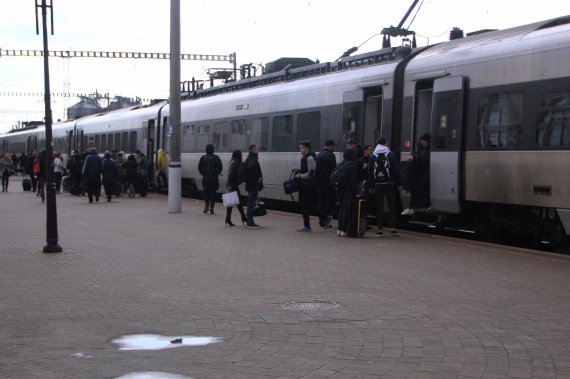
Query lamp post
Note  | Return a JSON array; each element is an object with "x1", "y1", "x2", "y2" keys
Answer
[
  {"x1": 168, "y1": 0, "x2": 182, "y2": 213},
  {"x1": 36, "y1": 0, "x2": 62, "y2": 253}
]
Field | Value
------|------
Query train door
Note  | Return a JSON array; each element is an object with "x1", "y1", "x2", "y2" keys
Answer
[
  {"x1": 67, "y1": 130, "x2": 74, "y2": 155},
  {"x1": 363, "y1": 89, "x2": 383, "y2": 145},
  {"x1": 430, "y1": 76, "x2": 464, "y2": 213},
  {"x1": 147, "y1": 120, "x2": 156, "y2": 185},
  {"x1": 27, "y1": 135, "x2": 38, "y2": 152}
]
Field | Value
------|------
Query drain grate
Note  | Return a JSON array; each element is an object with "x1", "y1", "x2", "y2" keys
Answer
[{"x1": 281, "y1": 301, "x2": 340, "y2": 311}]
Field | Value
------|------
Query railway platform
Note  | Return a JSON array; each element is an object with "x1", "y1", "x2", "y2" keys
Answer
[{"x1": 1, "y1": 176, "x2": 570, "y2": 379}]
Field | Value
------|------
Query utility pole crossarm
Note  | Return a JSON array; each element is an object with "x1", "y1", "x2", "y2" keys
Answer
[{"x1": 0, "y1": 49, "x2": 231, "y2": 61}]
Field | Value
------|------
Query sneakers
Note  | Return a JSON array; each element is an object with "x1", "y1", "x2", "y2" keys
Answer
[
  {"x1": 401, "y1": 208, "x2": 414, "y2": 216},
  {"x1": 391, "y1": 229, "x2": 400, "y2": 237},
  {"x1": 340, "y1": 231, "x2": 348, "y2": 237},
  {"x1": 337, "y1": 230, "x2": 341, "y2": 236},
  {"x1": 247, "y1": 223, "x2": 261, "y2": 229},
  {"x1": 297, "y1": 226, "x2": 312, "y2": 232},
  {"x1": 375, "y1": 230, "x2": 383, "y2": 237}
]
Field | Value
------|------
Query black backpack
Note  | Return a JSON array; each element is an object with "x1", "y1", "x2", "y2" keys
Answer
[
  {"x1": 329, "y1": 160, "x2": 351, "y2": 188},
  {"x1": 373, "y1": 152, "x2": 391, "y2": 182},
  {"x1": 202, "y1": 155, "x2": 219, "y2": 179}
]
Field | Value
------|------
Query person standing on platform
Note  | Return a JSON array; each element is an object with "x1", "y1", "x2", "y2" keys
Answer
[
  {"x1": 198, "y1": 144, "x2": 223, "y2": 214},
  {"x1": 0, "y1": 153, "x2": 13, "y2": 192},
  {"x1": 402, "y1": 133, "x2": 431, "y2": 216},
  {"x1": 368, "y1": 137, "x2": 401, "y2": 237},
  {"x1": 53, "y1": 152, "x2": 64, "y2": 194},
  {"x1": 316, "y1": 140, "x2": 337, "y2": 229},
  {"x1": 102, "y1": 151, "x2": 117, "y2": 202},
  {"x1": 125, "y1": 154, "x2": 138, "y2": 198},
  {"x1": 83, "y1": 148, "x2": 103, "y2": 203},
  {"x1": 240, "y1": 144, "x2": 263, "y2": 228},
  {"x1": 335, "y1": 148, "x2": 359, "y2": 236},
  {"x1": 27, "y1": 150, "x2": 38, "y2": 193},
  {"x1": 68, "y1": 151, "x2": 84, "y2": 196},
  {"x1": 136, "y1": 152, "x2": 150, "y2": 198},
  {"x1": 294, "y1": 140, "x2": 324, "y2": 232},
  {"x1": 156, "y1": 149, "x2": 168, "y2": 191},
  {"x1": 225, "y1": 150, "x2": 247, "y2": 226}
]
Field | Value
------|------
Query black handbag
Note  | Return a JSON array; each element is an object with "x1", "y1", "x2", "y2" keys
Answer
[
  {"x1": 283, "y1": 178, "x2": 300, "y2": 195},
  {"x1": 253, "y1": 198, "x2": 267, "y2": 217}
]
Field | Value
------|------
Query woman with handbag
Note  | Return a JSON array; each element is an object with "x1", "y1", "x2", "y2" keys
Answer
[{"x1": 225, "y1": 150, "x2": 247, "y2": 226}]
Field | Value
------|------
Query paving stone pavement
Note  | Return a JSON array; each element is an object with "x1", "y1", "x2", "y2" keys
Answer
[{"x1": 1, "y1": 177, "x2": 570, "y2": 379}]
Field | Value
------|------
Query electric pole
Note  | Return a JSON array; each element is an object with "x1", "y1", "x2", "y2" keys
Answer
[{"x1": 168, "y1": 0, "x2": 182, "y2": 213}]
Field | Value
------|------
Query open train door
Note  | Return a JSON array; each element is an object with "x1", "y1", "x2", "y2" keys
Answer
[{"x1": 430, "y1": 76, "x2": 464, "y2": 214}]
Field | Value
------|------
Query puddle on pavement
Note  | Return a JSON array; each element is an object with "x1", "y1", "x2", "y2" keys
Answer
[
  {"x1": 112, "y1": 334, "x2": 222, "y2": 351},
  {"x1": 71, "y1": 352, "x2": 92, "y2": 358},
  {"x1": 115, "y1": 372, "x2": 193, "y2": 379}
]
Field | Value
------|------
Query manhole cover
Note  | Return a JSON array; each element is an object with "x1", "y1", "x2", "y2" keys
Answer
[{"x1": 281, "y1": 301, "x2": 340, "y2": 311}]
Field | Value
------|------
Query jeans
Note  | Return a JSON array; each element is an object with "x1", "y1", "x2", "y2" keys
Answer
[
  {"x1": 374, "y1": 182, "x2": 396, "y2": 230},
  {"x1": 246, "y1": 187, "x2": 258, "y2": 225},
  {"x1": 54, "y1": 172, "x2": 63, "y2": 192}
]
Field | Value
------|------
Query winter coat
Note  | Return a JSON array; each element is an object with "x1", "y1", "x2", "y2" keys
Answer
[
  {"x1": 226, "y1": 159, "x2": 242, "y2": 189},
  {"x1": 102, "y1": 158, "x2": 117, "y2": 185},
  {"x1": 198, "y1": 153, "x2": 223, "y2": 191},
  {"x1": 83, "y1": 153, "x2": 103, "y2": 180},
  {"x1": 241, "y1": 153, "x2": 262, "y2": 192}
]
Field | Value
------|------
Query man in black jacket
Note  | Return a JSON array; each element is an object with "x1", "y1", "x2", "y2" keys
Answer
[
  {"x1": 198, "y1": 144, "x2": 223, "y2": 214},
  {"x1": 294, "y1": 140, "x2": 326, "y2": 232},
  {"x1": 241, "y1": 144, "x2": 263, "y2": 228},
  {"x1": 83, "y1": 148, "x2": 103, "y2": 203},
  {"x1": 316, "y1": 140, "x2": 337, "y2": 229}
]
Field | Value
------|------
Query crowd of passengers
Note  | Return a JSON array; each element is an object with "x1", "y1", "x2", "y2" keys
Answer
[
  {"x1": 2, "y1": 134, "x2": 430, "y2": 236},
  {"x1": 200, "y1": 134, "x2": 431, "y2": 237},
  {"x1": 0, "y1": 148, "x2": 163, "y2": 204}
]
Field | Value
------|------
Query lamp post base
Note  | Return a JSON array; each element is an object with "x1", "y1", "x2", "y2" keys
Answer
[{"x1": 43, "y1": 243, "x2": 63, "y2": 253}]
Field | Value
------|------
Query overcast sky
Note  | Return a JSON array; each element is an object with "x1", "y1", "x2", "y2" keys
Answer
[{"x1": 1, "y1": 0, "x2": 569, "y2": 133}]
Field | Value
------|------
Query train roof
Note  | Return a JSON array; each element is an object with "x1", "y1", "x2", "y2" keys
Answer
[
  {"x1": 184, "y1": 46, "x2": 413, "y2": 100},
  {"x1": 411, "y1": 15, "x2": 570, "y2": 62}
]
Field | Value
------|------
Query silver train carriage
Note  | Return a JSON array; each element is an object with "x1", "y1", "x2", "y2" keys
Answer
[{"x1": 1, "y1": 15, "x2": 568, "y2": 248}]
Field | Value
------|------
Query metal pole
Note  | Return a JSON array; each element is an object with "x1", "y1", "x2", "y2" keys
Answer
[
  {"x1": 38, "y1": 0, "x2": 62, "y2": 253},
  {"x1": 168, "y1": 0, "x2": 182, "y2": 213}
]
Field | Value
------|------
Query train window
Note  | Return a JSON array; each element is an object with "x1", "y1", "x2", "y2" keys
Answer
[
  {"x1": 88, "y1": 135, "x2": 95, "y2": 148},
  {"x1": 100, "y1": 134, "x2": 107, "y2": 152},
  {"x1": 536, "y1": 91, "x2": 570, "y2": 147},
  {"x1": 196, "y1": 124, "x2": 210, "y2": 151},
  {"x1": 477, "y1": 92, "x2": 523, "y2": 148},
  {"x1": 250, "y1": 117, "x2": 269, "y2": 151},
  {"x1": 107, "y1": 134, "x2": 114, "y2": 151},
  {"x1": 344, "y1": 107, "x2": 359, "y2": 144},
  {"x1": 272, "y1": 115, "x2": 293, "y2": 151},
  {"x1": 297, "y1": 111, "x2": 321, "y2": 147},
  {"x1": 121, "y1": 132, "x2": 129, "y2": 151},
  {"x1": 129, "y1": 131, "x2": 137, "y2": 153},
  {"x1": 181, "y1": 123, "x2": 193, "y2": 153},
  {"x1": 95, "y1": 135, "x2": 100, "y2": 151},
  {"x1": 115, "y1": 133, "x2": 121, "y2": 151},
  {"x1": 213, "y1": 121, "x2": 228, "y2": 152},
  {"x1": 230, "y1": 119, "x2": 248, "y2": 150}
]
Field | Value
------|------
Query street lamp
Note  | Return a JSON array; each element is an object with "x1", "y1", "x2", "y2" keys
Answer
[{"x1": 36, "y1": 0, "x2": 62, "y2": 253}]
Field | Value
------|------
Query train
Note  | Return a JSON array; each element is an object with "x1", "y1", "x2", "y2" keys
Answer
[{"x1": 2, "y1": 15, "x2": 569, "y2": 249}]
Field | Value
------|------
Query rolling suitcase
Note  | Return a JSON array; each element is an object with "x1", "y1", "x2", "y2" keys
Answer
[
  {"x1": 347, "y1": 198, "x2": 366, "y2": 238},
  {"x1": 22, "y1": 178, "x2": 32, "y2": 191}
]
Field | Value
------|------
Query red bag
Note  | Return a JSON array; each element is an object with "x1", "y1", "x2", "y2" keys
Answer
[{"x1": 33, "y1": 160, "x2": 40, "y2": 174}]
